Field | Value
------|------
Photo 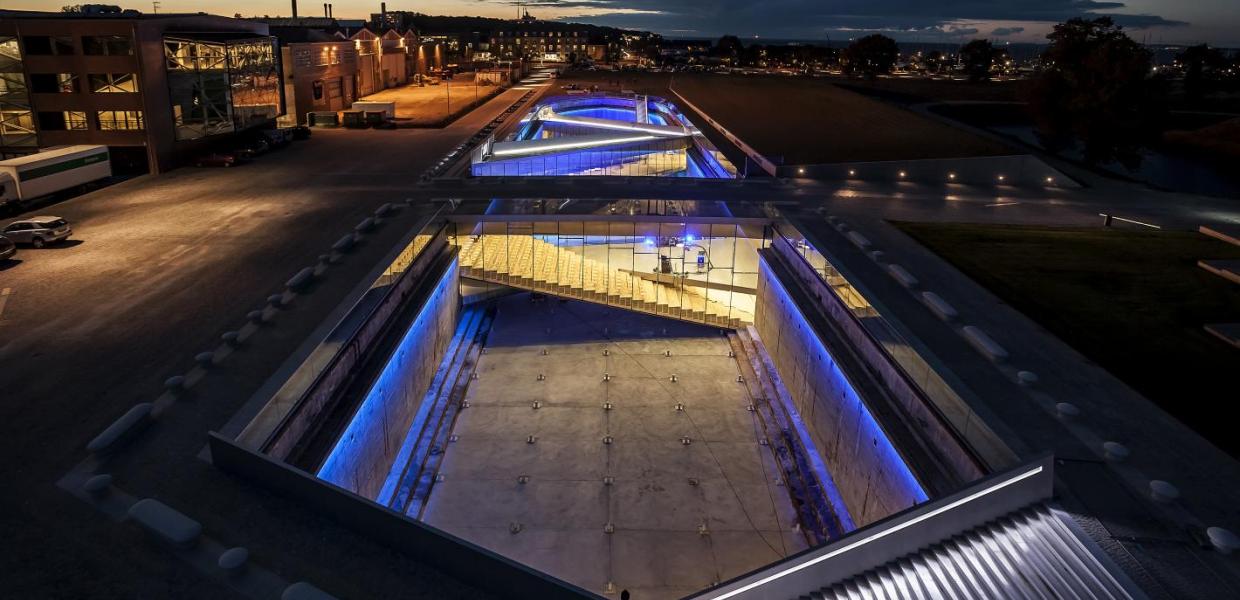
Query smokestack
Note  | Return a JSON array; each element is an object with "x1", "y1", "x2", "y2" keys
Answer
[
  {"x1": 323, "y1": 3, "x2": 327, "y2": 17},
  {"x1": 291, "y1": 0, "x2": 297, "y2": 17},
  {"x1": 380, "y1": 2, "x2": 386, "y2": 26},
  {"x1": 328, "y1": 4, "x2": 333, "y2": 18}
]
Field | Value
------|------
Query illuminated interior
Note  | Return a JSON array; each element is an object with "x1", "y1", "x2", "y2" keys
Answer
[{"x1": 470, "y1": 94, "x2": 737, "y2": 178}]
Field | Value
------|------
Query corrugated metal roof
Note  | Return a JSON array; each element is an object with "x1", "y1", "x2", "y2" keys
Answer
[{"x1": 804, "y1": 504, "x2": 1141, "y2": 600}]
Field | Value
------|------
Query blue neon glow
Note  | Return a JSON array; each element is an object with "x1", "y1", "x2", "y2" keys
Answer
[
  {"x1": 317, "y1": 260, "x2": 458, "y2": 497},
  {"x1": 762, "y1": 262, "x2": 929, "y2": 513},
  {"x1": 644, "y1": 237, "x2": 655, "y2": 246},
  {"x1": 685, "y1": 234, "x2": 695, "y2": 243}
]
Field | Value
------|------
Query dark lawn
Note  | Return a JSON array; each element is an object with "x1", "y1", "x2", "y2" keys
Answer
[
  {"x1": 894, "y1": 222, "x2": 1240, "y2": 456},
  {"x1": 670, "y1": 75, "x2": 1013, "y2": 165}
]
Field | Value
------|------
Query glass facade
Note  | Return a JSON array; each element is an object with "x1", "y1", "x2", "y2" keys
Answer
[
  {"x1": 97, "y1": 110, "x2": 144, "y2": 130},
  {"x1": 89, "y1": 72, "x2": 138, "y2": 93},
  {"x1": 165, "y1": 37, "x2": 281, "y2": 141},
  {"x1": 449, "y1": 217, "x2": 766, "y2": 327},
  {"x1": 0, "y1": 36, "x2": 35, "y2": 151}
]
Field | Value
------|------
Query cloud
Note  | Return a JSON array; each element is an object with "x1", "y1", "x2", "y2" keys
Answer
[
  {"x1": 992, "y1": 26, "x2": 1026, "y2": 36},
  {"x1": 494, "y1": 0, "x2": 1188, "y2": 38}
]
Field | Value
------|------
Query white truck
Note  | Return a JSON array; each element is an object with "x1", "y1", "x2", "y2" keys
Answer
[{"x1": 0, "y1": 145, "x2": 112, "y2": 207}]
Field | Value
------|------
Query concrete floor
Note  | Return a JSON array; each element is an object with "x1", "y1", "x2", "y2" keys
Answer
[
  {"x1": 361, "y1": 73, "x2": 505, "y2": 124},
  {"x1": 423, "y1": 294, "x2": 808, "y2": 599}
]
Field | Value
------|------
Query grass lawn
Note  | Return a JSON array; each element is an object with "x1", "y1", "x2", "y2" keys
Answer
[
  {"x1": 894, "y1": 223, "x2": 1240, "y2": 456},
  {"x1": 670, "y1": 74, "x2": 1013, "y2": 164}
]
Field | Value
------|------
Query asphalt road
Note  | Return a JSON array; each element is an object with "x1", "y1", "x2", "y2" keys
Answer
[{"x1": 0, "y1": 83, "x2": 543, "y2": 599}]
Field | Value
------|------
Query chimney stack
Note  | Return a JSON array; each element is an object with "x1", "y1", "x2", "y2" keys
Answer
[
  {"x1": 328, "y1": 4, "x2": 333, "y2": 18},
  {"x1": 291, "y1": 0, "x2": 297, "y2": 17},
  {"x1": 380, "y1": 2, "x2": 387, "y2": 26},
  {"x1": 323, "y1": 3, "x2": 327, "y2": 17}
]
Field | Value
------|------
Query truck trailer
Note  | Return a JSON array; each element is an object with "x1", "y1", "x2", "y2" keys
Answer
[{"x1": 0, "y1": 145, "x2": 112, "y2": 207}]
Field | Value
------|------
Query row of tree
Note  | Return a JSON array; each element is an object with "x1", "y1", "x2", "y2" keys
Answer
[{"x1": 838, "y1": 19, "x2": 1236, "y2": 167}]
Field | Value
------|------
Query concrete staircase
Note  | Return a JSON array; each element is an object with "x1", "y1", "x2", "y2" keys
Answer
[{"x1": 455, "y1": 234, "x2": 752, "y2": 328}]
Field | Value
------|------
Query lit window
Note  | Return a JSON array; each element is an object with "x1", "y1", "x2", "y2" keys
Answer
[
  {"x1": 83, "y1": 35, "x2": 132, "y2": 56},
  {"x1": 89, "y1": 73, "x2": 138, "y2": 93},
  {"x1": 96, "y1": 110, "x2": 144, "y2": 130}
]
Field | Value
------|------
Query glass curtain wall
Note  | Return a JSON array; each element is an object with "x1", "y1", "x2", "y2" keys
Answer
[
  {"x1": 0, "y1": 36, "x2": 36, "y2": 152},
  {"x1": 450, "y1": 219, "x2": 768, "y2": 327},
  {"x1": 165, "y1": 37, "x2": 280, "y2": 141}
]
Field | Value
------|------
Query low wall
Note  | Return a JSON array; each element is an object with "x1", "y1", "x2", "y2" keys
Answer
[
  {"x1": 317, "y1": 260, "x2": 460, "y2": 499},
  {"x1": 781, "y1": 154, "x2": 1079, "y2": 189},
  {"x1": 754, "y1": 256, "x2": 928, "y2": 527},
  {"x1": 245, "y1": 228, "x2": 451, "y2": 460},
  {"x1": 209, "y1": 433, "x2": 599, "y2": 600}
]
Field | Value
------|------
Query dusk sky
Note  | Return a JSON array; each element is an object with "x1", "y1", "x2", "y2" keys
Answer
[{"x1": 9, "y1": 0, "x2": 1239, "y2": 46}]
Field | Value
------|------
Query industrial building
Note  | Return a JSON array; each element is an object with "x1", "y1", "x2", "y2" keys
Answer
[{"x1": 0, "y1": 9, "x2": 282, "y2": 173}]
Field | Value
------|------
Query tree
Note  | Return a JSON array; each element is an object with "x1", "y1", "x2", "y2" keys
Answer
[
  {"x1": 714, "y1": 35, "x2": 743, "y2": 61},
  {"x1": 1177, "y1": 44, "x2": 1228, "y2": 100},
  {"x1": 1026, "y1": 17, "x2": 1166, "y2": 168},
  {"x1": 842, "y1": 35, "x2": 898, "y2": 79},
  {"x1": 923, "y1": 50, "x2": 944, "y2": 74},
  {"x1": 960, "y1": 39, "x2": 997, "y2": 82}
]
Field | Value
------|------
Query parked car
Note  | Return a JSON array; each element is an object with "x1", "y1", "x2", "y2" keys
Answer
[
  {"x1": 0, "y1": 235, "x2": 15, "y2": 261},
  {"x1": 289, "y1": 126, "x2": 312, "y2": 140},
  {"x1": 260, "y1": 128, "x2": 293, "y2": 148},
  {"x1": 195, "y1": 152, "x2": 245, "y2": 168},
  {"x1": 238, "y1": 137, "x2": 270, "y2": 156},
  {"x1": 2, "y1": 216, "x2": 72, "y2": 248}
]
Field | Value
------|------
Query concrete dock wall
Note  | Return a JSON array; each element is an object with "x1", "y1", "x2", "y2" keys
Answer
[
  {"x1": 317, "y1": 261, "x2": 460, "y2": 499},
  {"x1": 754, "y1": 259, "x2": 928, "y2": 527}
]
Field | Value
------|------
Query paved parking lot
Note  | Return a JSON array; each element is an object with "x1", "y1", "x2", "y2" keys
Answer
[{"x1": 0, "y1": 85, "x2": 541, "y2": 599}]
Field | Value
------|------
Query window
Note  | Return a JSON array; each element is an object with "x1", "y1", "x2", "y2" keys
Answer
[
  {"x1": 83, "y1": 35, "x2": 132, "y2": 56},
  {"x1": 96, "y1": 110, "x2": 144, "y2": 130},
  {"x1": 312, "y1": 80, "x2": 324, "y2": 100},
  {"x1": 37, "y1": 111, "x2": 88, "y2": 131},
  {"x1": 88, "y1": 73, "x2": 138, "y2": 93},
  {"x1": 23, "y1": 36, "x2": 74, "y2": 56},
  {"x1": 30, "y1": 73, "x2": 80, "y2": 93}
]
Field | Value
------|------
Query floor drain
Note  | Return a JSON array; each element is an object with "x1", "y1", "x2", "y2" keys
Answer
[
  {"x1": 603, "y1": 436, "x2": 614, "y2": 445},
  {"x1": 518, "y1": 475, "x2": 530, "y2": 484},
  {"x1": 531, "y1": 400, "x2": 541, "y2": 410},
  {"x1": 680, "y1": 436, "x2": 692, "y2": 445},
  {"x1": 603, "y1": 402, "x2": 613, "y2": 411},
  {"x1": 526, "y1": 435, "x2": 537, "y2": 444},
  {"x1": 675, "y1": 403, "x2": 684, "y2": 411},
  {"x1": 604, "y1": 523, "x2": 615, "y2": 534}
]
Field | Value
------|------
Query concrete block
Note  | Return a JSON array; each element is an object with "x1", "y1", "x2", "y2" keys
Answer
[
  {"x1": 218, "y1": 547, "x2": 250, "y2": 573},
  {"x1": 86, "y1": 403, "x2": 153, "y2": 454},
  {"x1": 846, "y1": 231, "x2": 871, "y2": 250},
  {"x1": 354, "y1": 217, "x2": 376, "y2": 233},
  {"x1": 221, "y1": 331, "x2": 241, "y2": 346},
  {"x1": 1207, "y1": 527, "x2": 1239, "y2": 555},
  {"x1": 247, "y1": 310, "x2": 264, "y2": 323},
  {"x1": 163, "y1": 375, "x2": 185, "y2": 391},
  {"x1": 962, "y1": 325, "x2": 1008, "y2": 362},
  {"x1": 286, "y1": 268, "x2": 315, "y2": 291},
  {"x1": 1017, "y1": 371, "x2": 1039, "y2": 387},
  {"x1": 920, "y1": 292, "x2": 958, "y2": 322},
  {"x1": 374, "y1": 203, "x2": 393, "y2": 217},
  {"x1": 267, "y1": 294, "x2": 286, "y2": 307},
  {"x1": 282, "y1": 582, "x2": 338, "y2": 600},
  {"x1": 195, "y1": 352, "x2": 216, "y2": 366},
  {"x1": 127, "y1": 498, "x2": 202, "y2": 548},
  {"x1": 886, "y1": 264, "x2": 919, "y2": 289},
  {"x1": 1102, "y1": 441, "x2": 1130, "y2": 462},
  {"x1": 1149, "y1": 480, "x2": 1180, "y2": 503},
  {"x1": 83, "y1": 473, "x2": 113, "y2": 497},
  {"x1": 1055, "y1": 402, "x2": 1080, "y2": 419},
  {"x1": 331, "y1": 235, "x2": 356, "y2": 253}
]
